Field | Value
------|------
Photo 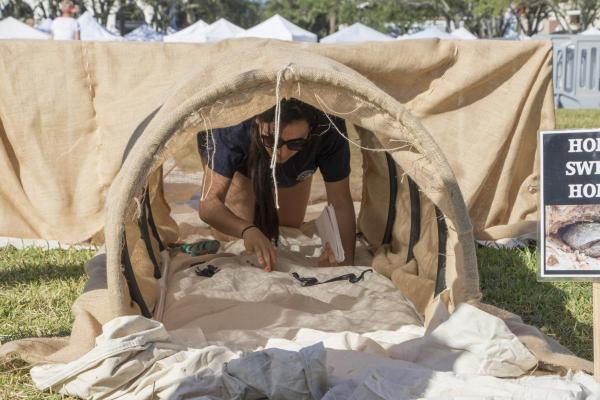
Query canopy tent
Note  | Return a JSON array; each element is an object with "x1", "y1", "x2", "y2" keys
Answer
[
  {"x1": 320, "y1": 22, "x2": 392, "y2": 43},
  {"x1": 77, "y1": 11, "x2": 121, "y2": 41},
  {"x1": 163, "y1": 19, "x2": 208, "y2": 43},
  {"x1": 451, "y1": 26, "x2": 477, "y2": 40},
  {"x1": 124, "y1": 24, "x2": 163, "y2": 41},
  {"x1": 36, "y1": 18, "x2": 52, "y2": 34},
  {"x1": 580, "y1": 26, "x2": 600, "y2": 35},
  {"x1": 196, "y1": 18, "x2": 245, "y2": 42},
  {"x1": 0, "y1": 17, "x2": 49, "y2": 39},
  {"x1": 0, "y1": 38, "x2": 591, "y2": 397},
  {"x1": 399, "y1": 25, "x2": 453, "y2": 40},
  {"x1": 238, "y1": 14, "x2": 317, "y2": 42}
]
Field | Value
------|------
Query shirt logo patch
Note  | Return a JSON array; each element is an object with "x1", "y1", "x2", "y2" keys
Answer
[{"x1": 297, "y1": 169, "x2": 316, "y2": 182}]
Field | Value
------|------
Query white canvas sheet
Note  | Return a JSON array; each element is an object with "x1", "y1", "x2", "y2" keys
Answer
[
  {"x1": 159, "y1": 244, "x2": 422, "y2": 351},
  {"x1": 30, "y1": 304, "x2": 598, "y2": 399},
  {"x1": 29, "y1": 234, "x2": 598, "y2": 399}
]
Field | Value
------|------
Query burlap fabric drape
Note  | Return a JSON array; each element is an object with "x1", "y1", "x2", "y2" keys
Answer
[{"x1": 0, "y1": 38, "x2": 551, "y2": 243}]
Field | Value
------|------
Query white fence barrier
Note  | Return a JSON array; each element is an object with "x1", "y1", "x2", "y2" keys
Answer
[{"x1": 537, "y1": 34, "x2": 600, "y2": 109}]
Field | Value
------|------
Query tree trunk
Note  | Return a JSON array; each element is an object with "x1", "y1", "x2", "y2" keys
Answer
[
  {"x1": 549, "y1": 4, "x2": 573, "y2": 34},
  {"x1": 328, "y1": 13, "x2": 336, "y2": 35}
]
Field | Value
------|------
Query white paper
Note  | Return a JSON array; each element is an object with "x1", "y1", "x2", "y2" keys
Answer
[{"x1": 315, "y1": 205, "x2": 345, "y2": 263}]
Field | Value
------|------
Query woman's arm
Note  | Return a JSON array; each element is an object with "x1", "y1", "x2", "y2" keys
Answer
[
  {"x1": 199, "y1": 170, "x2": 247, "y2": 237},
  {"x1": 324, "y1": 177, "x2": 356, "y2": 266},
  {"x1": 199, "y1": 170, "x2": 276, "y2": 271}
]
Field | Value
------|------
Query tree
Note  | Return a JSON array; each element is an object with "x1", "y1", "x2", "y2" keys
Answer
[
  {"x1": 347, "y1": 0, "x2": 435, "y2": 35},
  {"x1": 430, "y1": 0, "x2": 471, "y2": 31},
  {"x1": 181, "y1": 0, "x2": 261, "y2": 28},
  {"x1": 115, "y1": 0, "x2": 145, "y2": 34},
  {"x1": 511, "y1": 0, "x2": 550, "y2": 36},
  {"x1": 573, "y1": 0, "x2": 600, "y2": 30},
  {"x1": 264, "y1": 0, "x2": 435, "y2": 38},
  {"x1": 141, "y1": 0, "x2": 170, "y2": 31},
  {"x1": 263, "y1": 0, "x2": 338, "y2": 37},
  {"x1": 35, "y1": 0, "x2": 79, "y2": 19},
  {"x1": 84, "y1": 0, "x2": 118, "y2": 26},
  {"x1": 0, "y1": 0, "x2": 34, "y2": 19},
  {"x1": 468, "y1": 0, "x2": 512, "y2": 38}
]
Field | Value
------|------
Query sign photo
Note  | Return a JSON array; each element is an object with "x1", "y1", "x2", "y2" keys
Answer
[{"x1": 540, "y1": 129, "x2": 600, "y2": 279}]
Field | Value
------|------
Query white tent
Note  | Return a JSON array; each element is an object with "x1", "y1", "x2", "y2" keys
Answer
[
  {"x1": 238, "y1": 14, "x2": 317, "y2": 42},
  {"x1": 451, "y1": 27, "x2": 477, "y2": 40},
  {"x1": 197, "y1": 18, "x2": 245, "y2": 42},
  {"x1": 78, "y1": 11, "x2": 121, "y2": 41},
  {"x1": 320, "y1": 22, "x2": 392, "y2": 43},
  {"x1": 399, "y1": 25, "x2": 453, "y2": 40},
  {"x1": 163, "y1": 19, "x2": 208, "y2": 43},
  {"x1": 124, "y1": 24, "x2": 163, "y2": 42},
  {"x1": 36, "y1": 18, "x2": 52, "y2": 34},
  {"x1": 0, "y1": 17, "x2": 49, "y2": 40},
  {"x1": 580, "y1": 26, "x2": 600, "y2": 35}
]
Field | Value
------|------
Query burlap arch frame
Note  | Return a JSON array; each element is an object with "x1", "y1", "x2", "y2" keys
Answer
[{"x1": 104, "y1": 50, "x2": 480, "y2": 318}]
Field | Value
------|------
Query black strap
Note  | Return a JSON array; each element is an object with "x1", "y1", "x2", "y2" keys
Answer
[
  {"x1": 139, "y1": 191, "x2": 162, "y2": 279},
  {"x1": 145, "y1": 189, "x2": 165, "y2": 252},
  {"x1": 382, "y1": 153, "x2": 398, "y2": 245},
  {"x1": 121, "y1": 237, "x2": 152, "y2": 318},
  {"x1": 434, "y1": 207, "x2": 448, "y2": 296},
  {"x1": 406, "y1": 177, "x2": 421, "y2": 263},
  {"x1": 292, "y1": 269, "x2": 373, "y2": 287}
]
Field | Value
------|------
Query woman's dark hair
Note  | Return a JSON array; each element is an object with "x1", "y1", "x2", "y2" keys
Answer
[{"x1": 247, "y1": 99, "x2": 323, "y2": 242}]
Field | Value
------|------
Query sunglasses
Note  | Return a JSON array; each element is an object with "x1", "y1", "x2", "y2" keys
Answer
[{"x1": 260, "y1": 134, "x2": 310, "y2": 151}]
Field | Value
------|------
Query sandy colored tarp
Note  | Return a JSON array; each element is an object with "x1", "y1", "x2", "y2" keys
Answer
[
  {"x1": 27, "y1": 249, "x2": 554, "y2": 399},
  {"x1": 0, "y1": 38, "x2": 551, "y2": 243},
  {"x1": 24, "y1": 250, "x2": 597, "y2": 399}
]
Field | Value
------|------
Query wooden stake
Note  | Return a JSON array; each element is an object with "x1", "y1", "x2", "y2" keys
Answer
[{"x1": 594, "y1": 282, "x2": 600, "y2": 381}]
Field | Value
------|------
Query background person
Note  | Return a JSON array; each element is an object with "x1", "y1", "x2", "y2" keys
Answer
[
  {"x1": 198, "y1": 99, "x2": 355, "y2": 271},
  {"x1": 51, "y1": 0, "x2": 80, "y2": 40}
]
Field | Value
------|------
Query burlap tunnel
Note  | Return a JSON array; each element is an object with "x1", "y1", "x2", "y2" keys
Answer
[{"x1": 104, "y1": 43, "x2": 479, "y2": 319}]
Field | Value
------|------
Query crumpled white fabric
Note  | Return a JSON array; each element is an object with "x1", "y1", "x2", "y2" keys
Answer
[
  {"x1": 31, "y1": 316, "x2": 327, "y2": 400},
  {"x1": 222, "y1": 343, "x2": 328, "y2": 400},
  {"x1": 266, "y1": 303, "x2": 537, "y2": 379},
  {"x1": 321, "y1": 364, "x2": 600, "y2": 400},
  {"x1": 30, "y1": 311, "x2": 599, "y2": 400},
  {"x1": 28, "y1": 249, "x2": 596, "y2": 400}
]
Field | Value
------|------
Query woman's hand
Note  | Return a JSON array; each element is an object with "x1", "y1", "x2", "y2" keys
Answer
[
  {"x1": 318, "y1": 242, "x2": 338, "y2": 267},
  {"x1": 242, "y1": 227, "x2": 277, "y2": 272}
]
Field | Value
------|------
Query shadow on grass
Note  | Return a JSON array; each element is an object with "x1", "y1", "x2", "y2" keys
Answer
[
  {"x1": 478, "y1": 246, "x2": 592, "y2": 361},
  {"x1": 2, "y1": 327, "x2": 74, "y2": 343},
  {"x1": 0, "y1": 261, "x2": 85, "y2": 287},
  {"x1": 0, "y1": 247, "x2": 92, "y2": 287}
]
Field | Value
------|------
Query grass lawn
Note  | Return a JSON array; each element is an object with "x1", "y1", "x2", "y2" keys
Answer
[{"x1": 1, "y1": 109, "x2": 600, "y2": 398}]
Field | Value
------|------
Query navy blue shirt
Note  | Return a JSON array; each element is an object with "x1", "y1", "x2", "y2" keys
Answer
[{"x1": 197, "y1": 117, "x2": 350, "y2": 188}]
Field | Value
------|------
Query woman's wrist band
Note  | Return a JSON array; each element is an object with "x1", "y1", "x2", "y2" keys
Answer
[{"x1": 241, "y1": 225, "x2": 258, "y2": 238}]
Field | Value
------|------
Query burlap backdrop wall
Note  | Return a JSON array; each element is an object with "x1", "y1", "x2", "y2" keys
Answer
[{"x1": 0, "y1": 39, "x2": 552, "y2": 243}]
